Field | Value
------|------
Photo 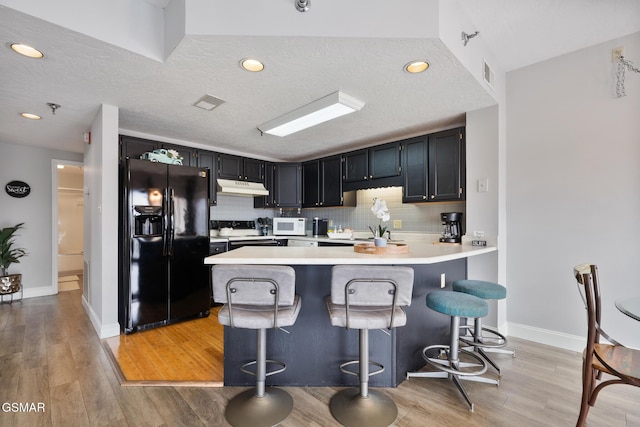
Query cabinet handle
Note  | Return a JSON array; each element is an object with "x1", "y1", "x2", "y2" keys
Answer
[
  {"x1": 422, "y1": 195, "x2": 427, "y2": 200},
  {"x1": 369, "y1": 175, "x2": 373, "y2": 179},
  {"x1": 430, "y1": 195, "x2": 435, "y2": 199}
]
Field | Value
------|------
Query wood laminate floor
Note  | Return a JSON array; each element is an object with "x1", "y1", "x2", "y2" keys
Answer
[{"x1": 1, "y1": 289, "x2": 639, "y2": 426}]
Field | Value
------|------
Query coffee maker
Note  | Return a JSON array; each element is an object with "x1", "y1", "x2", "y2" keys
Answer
[
  {"x1": 439, "y1": 212, "x2": 463, "y2": 243},
  {"x1": 312, "y1": 217, "x2": 328, "y2": 236}
]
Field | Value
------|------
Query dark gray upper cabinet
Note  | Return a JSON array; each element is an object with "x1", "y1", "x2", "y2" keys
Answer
[
  {"x1": 163, "y1": 144, "x2": 196, "y2": 167},
  {"x1": 119, "y1": 136, "x2": 196, "y2": 166},
  {"x1": 368, "y1": 142, "x2": 402, "y2": 179},
  {"x1": 303, "y1": 155, "x2": 354, "y2": 208},
  {"x1": 274, "y1": 163, "x2": 301, "y2": 208},
  {"x1": 343, "y1": 142, "x2": 403, "y2": 190},
  {"x1": 119, "y1": 135, "x2": 159, "y2": 161},
  {"x1": 428, "y1": 128, "x2": 465, "y2": 201},
  {"x1": 254, "y1": 162, "x2": 275, "y2": 208},
  {"x1": 343, "y1": 149, "x2": 369, "y2": 182},
  {"x1": 402, "y1": 136, "x2": 429, "y2": 202},
  {"x1": 197, "y1": 150, "x2": 217, "y2": 205},
  {"x1": 403, "y1": 127, "x2": 465, "y2": 203},
  {"x1": 302, "y1": 160, "x2": 320, "y2": 207},
  {"x1": 217, "y1": 153, "x2": 264, "y2": 182}
]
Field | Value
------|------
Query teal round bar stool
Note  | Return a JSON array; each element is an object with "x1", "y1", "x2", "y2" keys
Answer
[
  {"x1": 452, "y1": 280, "x2": 515, "y2": 375},
  {"x1": 407, "y1": 290, "x2": 496, "y2": 412}
]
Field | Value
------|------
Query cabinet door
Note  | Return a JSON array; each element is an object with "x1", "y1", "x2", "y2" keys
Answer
[
  {"x1": 428, "y1": 128, "x2": 465, "y2": 201},
  {"x1": 302, "y1": 161, "x2": 320, "y2": 207},
  {"x1": 274, "y1": 163, "x2": 301, "y2": 208},
  {"x1": 369, "y1": 141, "x2": 401, "y2": 179},
  {"x1": 119, "y1": 136, "x2": 159, "y2": 161},
  {"x1": 343, "y1": 149, "x2": 368, "y2": 182},
  {"x1": 320, "y1": 155, "x2": 344, "y2": 206},
  {"x1": 197, "y1": 150, "x2": 217, "y2": 205},
  {"x1": 243, "y1": 158, "x2": 264, "y2": 182},
  {"x1": 402, "y1": 136, "x2": 428, "y2": 202},
  {"x1": 254, "y1": 163, "x2": 275, "y2": 208},
  {"x1": 163, "y1": 144, "x2": 195, "y2": 167},
  {"x1": 217, "y1": 154, "x2": 243, "y2": 180}
]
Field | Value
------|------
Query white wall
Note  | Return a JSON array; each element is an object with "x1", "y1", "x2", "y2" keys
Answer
[
  {"x1": 83, "y1": 104, "x2": 120, "y2": 338},
  {"x1": 0, "y1": 142, "x2": 82, "y2": 296},
  {"x1": 506, "y1": 31, "x2": 640, "y2": 350}
]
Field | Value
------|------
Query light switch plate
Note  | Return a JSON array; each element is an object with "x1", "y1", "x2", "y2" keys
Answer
[{"x1": 477, "y1": 178, "x2": 489, "y2": 192}]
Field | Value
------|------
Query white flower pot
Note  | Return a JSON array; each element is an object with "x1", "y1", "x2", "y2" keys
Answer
[{"x1": 374, "y1": 237, "x2": 387, "y2": 247}]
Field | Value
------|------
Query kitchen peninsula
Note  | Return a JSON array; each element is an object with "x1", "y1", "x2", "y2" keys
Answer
[{"x1": 204, "y1": 242, "x2": 496, "y2": 387}]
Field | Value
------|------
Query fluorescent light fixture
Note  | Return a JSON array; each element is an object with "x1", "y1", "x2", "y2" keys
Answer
[{"x1": 258, "y1": 91, "x2": 365, "y2": 137}]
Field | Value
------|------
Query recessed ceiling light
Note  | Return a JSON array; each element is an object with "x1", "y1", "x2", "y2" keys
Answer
[
  {"x1": 240, "y1": 58, "x2": 264, "y2": 72},
  {"x1": 193, "y1": 94, "x2": 225, "y2": 111},
  {"x1": 10, "y1": 43, "x2": 44, "y2": 59},
  {"x1": 20, "y1": 112, "x2": 42, "y2": 120},
  {"x1": 404, "y1": 60, "x2": 430, "y2": 74}
]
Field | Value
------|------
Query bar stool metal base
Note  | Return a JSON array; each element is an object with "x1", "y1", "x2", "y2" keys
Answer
[
  {"x1": 459, "y1": 322, "x2": 515, "y2": 375},
  {"x1": 329, "y1": 388, "x2": 398, "y2": 427},
  {"x1": 225, "y1": 387, "x2": 293, "y2": 427}
]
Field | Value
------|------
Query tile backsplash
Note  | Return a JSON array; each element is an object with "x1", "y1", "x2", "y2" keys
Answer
[{"x1": 211, "y1": 186, "x2": 465, "y2": 235}]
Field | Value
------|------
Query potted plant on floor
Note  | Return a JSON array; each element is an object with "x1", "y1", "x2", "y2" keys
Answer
[{"x1": 0, "y1": 222, "x2": 27, "y2": 296}]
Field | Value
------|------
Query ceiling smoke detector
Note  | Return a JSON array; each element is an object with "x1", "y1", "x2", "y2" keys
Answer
[
  {"x1": 296, "y1": 0, "x2": 310, "y2": 12},
  {"x1": 193, "y1": 94, "x2": 225, "y2": 111}
]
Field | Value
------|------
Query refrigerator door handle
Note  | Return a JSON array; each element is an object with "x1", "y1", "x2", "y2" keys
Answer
[
  {"x1": 168, "y1": 187, "x2": 175, "y2": 256},
  {"x1": 162, "y1": 187, "x2": 169, "y2": 256}
]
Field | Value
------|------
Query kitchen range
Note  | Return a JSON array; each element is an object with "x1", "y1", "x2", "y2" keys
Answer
[{"x1": 210, "y1": 219, "x2": 288, "y2": 252}]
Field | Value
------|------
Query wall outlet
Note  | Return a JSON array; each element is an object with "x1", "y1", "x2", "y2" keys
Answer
[
  {"x1": 440, "y1": 273, "x2": 446, "y2": 288},
  {"x1": 612, "y1": 46, "x2": 624, "y2": 62},
  {"x1": 393, "y1": 219, "x2": 402, "y2": 229}
]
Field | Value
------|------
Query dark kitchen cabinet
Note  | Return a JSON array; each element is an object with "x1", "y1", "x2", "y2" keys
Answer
[
  {"x1": 303, "y1": 155, "x2": 354, "y2": 208},
  {"x1": 254, "y1": 162, "x2": 276, "y2": 208},
  {"x1": 274, "y1": 163, "x2": 302, "y2": 208},
  {"x1": 428, "y1": 128, "x2": 465, "y2": 201},
  {"x1": 403, "y1": 128, "x2": 465, "y2": 202},
  {"x1": 197, "y1": 150, "x2": 218, "y2": 205},
  {"x1": 217, "y1": 154, "x2": 264, "y2": 182},
  {"x1": 119, "y1": 135, "x2": 159, "y2": 161},
  {"x1": 119, "y1": 136, "x2": 195, "y2": 166},
  {"x1": 343, "y1": 142, "x2": 403, "y2": 190},
  {"x1": 163, "y1": 144, "x2": 196, "y2": 167},
  {"x1": 402, "y1": 136, "x2": 429, "y2": 203},
  {"x1": 343, "y1": 149, "x2": 369, "y2": 182},
  {"x1": 369, "y1": 142, "x2": 402, "y2": 180}
]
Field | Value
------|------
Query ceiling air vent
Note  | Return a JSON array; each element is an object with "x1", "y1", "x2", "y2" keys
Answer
[
  {"x1": 193, "y1": 94, "x2": 225, "y2": 111},
  {"x1": 483, "y1": 59, "x2": 495, "y2": 91}
]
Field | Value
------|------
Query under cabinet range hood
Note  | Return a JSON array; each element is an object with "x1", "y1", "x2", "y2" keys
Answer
[{"x1": 216, "y1": 179, "x2": 269, "y2": 197}]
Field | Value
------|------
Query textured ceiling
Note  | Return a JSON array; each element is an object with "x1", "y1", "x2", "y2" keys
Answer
[{"x1": 1, "y1": 1, "x2": 639, "y2": 161}]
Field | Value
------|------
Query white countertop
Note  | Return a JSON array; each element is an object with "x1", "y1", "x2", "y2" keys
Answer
[{"x1": 204, "y1": 241, "x2": 496, "y2": 265}]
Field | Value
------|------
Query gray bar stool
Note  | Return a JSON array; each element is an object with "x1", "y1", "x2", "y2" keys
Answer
[
  {"x1": 326, "y1": 265, "x2": 414, "y2": 427},
  {"x1": 212, "y1": 265, "x2": 301, "y2": 427},
  {"x1": 407, "y1": 290, "x2": 496, "y2": 411},
  {"x1": 453, "y1": 279, "x2": 515, "y2": 374}
]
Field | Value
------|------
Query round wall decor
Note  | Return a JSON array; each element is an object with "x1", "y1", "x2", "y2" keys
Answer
[{"x1": 5, "y1": 180, "x2": 31, "y2": 198}]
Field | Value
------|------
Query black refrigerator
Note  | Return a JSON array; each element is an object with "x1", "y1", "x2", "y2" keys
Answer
[{"x1": 119, "y1": 158, "x2": 211, "y2": 334}]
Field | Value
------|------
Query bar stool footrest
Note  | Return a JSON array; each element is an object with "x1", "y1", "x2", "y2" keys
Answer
[
  {"x1": 459, "y1": 325, "x2": 508, "y2": 349},
  {"x1": 240, "y1": 359, "x2": 286, "y2": 377},
  {"x1": 339, "y1": 359, "x2": 385, "y2": 378},
  {"x1": 422, "y1": 345, "x2": 488, "y2": 376}
]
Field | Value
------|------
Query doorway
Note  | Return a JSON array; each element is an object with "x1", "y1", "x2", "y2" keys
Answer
[{"x1": 53, "y1": 160, "x2": 84, "y2": 293}]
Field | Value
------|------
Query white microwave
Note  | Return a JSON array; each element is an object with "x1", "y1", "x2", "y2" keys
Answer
[{"x1": 273, "y1": 217, "x2": 307, "y2": 236}]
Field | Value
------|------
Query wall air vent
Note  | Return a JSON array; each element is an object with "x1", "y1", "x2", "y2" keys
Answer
[
  {"x1": 193, "y1": 94, "x2": 225, "y2": 111},
  {"x1": 483, "y1": 59, "x2": 495, "y2": 91}
]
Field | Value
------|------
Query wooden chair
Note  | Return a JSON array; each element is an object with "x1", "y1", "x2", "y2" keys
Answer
[{"x1": 573, "y1": 264, "x2": 640, "y2": 427}]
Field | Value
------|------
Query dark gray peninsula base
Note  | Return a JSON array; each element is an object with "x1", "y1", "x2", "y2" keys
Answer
[{"x1": 221, "y1": 259, "x2": 467, "y2": 387}]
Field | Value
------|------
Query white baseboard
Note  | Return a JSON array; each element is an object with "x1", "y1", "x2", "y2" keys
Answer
[
  {"x1": 81, "y1": 295, "x2": 120, "y2": 339},
  {"x1": 22, "y1": 285, "x2": 56, "y2": 299},
  {"x1": 508, "y1": 321, "x2": 584, "y2": 353}
]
